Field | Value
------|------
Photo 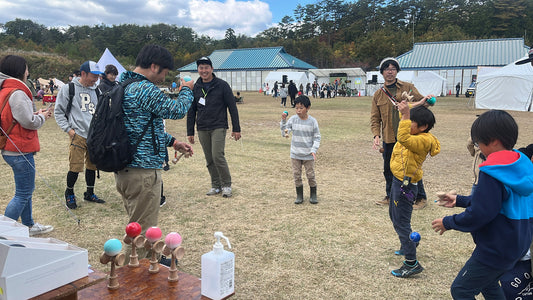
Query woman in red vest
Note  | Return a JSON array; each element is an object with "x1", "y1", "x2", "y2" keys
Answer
[{"x1": 0, "y1": 55, "x2": 54, "y2": 236}]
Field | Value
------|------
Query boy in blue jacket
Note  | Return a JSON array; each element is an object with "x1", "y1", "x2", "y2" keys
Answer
[{"x1": 432, "y1": 110, "x2": 533, "y2": 299}]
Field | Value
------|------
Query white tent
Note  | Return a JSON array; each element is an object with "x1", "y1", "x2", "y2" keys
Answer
[
  {"x1": 476, "y1": 58, "x2": 533, "y2": 112},
  {"x1": 97, "y1": 48, "x2": 127, "y2": 78},
  {"x1": 310, "y1": 68, "x2": 367, "y2": 95},
  {"x1": 367, "y1": 71, "x2": 446, "y2": 96},
  {"x1": 264, "y1": 71, "x2": 311, "y2": 91},
  {"x1": 397, "y1": 71, "x2": 446, "y2": 96}
]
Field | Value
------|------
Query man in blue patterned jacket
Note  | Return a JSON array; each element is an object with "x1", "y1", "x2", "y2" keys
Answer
[{"x1": 115, "y1": 45, "x2": 194, "y2": 253}]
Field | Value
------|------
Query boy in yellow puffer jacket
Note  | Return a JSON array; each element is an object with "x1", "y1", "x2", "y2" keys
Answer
[{"x1": 389, "y1": 100, "x2": 440, "y2": 278}]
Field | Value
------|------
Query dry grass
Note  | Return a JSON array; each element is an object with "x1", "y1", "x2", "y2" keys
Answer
[{"x1": 1, "y1": 93, "x2": 532, "y2": 299}]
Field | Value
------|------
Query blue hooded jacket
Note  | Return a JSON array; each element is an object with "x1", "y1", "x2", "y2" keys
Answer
[{"x1": 443, "y1": 150, "x2": 533, "y2": 270}]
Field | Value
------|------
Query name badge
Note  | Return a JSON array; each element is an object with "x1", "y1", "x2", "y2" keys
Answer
[{"x1": 199, "y1": 97, "x2": 206, "y2": 106}]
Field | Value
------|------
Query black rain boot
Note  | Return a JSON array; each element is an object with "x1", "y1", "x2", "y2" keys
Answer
[
  {"x1": 310, "y1": 186, "x2": 318, "y2": 204},
  {"x1": 295, "y1": 186, "x2": 304, "y2": 204}
]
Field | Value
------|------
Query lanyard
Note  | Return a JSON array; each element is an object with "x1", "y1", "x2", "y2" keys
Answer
[
  {"x1": 381, "y1": 86, "x2": 398, "y2": 107},
  {"x1": 201, "y1": 88, "x2": 208, "y2": 98}
]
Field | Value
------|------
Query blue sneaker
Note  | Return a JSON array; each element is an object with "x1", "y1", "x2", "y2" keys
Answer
[
  {"x1": 83, "y1": 192, "x2": 105, "y2": 204},
  {"x1": 391, "y1": 260, "x2": 424, "y2": 278},
  {"x1": 65, "y1": 194, "x2": 77, "y2": 209}
]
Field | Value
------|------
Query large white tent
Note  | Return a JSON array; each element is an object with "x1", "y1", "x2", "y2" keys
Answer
[
  {"x1": 475, "y1": 58, "x2": 533, "y2": 111},
  {"x1": 398, "y1": 71, "x2": 446, "y2": 96},
  {"x1": 310, "y1": 68, "x2": 366, "y2": 95},
  {"x1": 264, "y1": 71, "x2": 313, "y2": 92},
  {"x1": 367, "y1": 71, "x2": 446, "y2": 96},
  {"x1": 97, "y1": 48, "x2": 127, "y2": 78}
]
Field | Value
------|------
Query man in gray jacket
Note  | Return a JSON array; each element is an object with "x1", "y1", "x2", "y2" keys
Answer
[{"x1": 55, "y1": 61, "x2": 105, "y2": 209}]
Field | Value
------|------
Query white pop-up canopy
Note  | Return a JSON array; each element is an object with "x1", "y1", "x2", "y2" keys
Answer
[{"x1": 475, "y1": 58, "x2": 533, "y2": 111}]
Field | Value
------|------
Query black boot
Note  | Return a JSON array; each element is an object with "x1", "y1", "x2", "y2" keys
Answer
[
  {"x1": 310, "y1": 186, "x2": 318, "y2": 204},
  {"x1": 295, "y1": 186, "x2": 304, "y2": 204}
]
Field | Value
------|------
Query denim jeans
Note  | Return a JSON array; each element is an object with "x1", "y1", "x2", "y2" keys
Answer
[
  {"x1": 389, "y1": 177, "x2": 418, "y2": 260},
  {"x1": 2, "y1": 154, "x2": 35, "y2": 227},
  {"x1": 451, "y1": 256, "x2": 506, "y2": 299}
]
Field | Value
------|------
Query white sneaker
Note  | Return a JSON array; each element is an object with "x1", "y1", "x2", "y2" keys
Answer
[
  {"x1": 206, "y1": 188, "x2": 221, "y2": 196},
  {"x1": 29, "y1": 223, "x2": 54, "y2": 236},
  {"x1": 222, "y1": 187, "x2": 232, "y2": 198}
]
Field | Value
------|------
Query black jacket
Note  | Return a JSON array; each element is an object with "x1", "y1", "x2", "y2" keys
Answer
[
  {"x1": 98, "y1": 77, "x2": 117, "y2": 93},
  {"x1": 187, "y1": 74, "x2": 241, "y2": 136}
]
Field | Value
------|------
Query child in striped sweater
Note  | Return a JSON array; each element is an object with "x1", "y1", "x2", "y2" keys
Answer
[{"x1": 280, "y1": 95, "x2": 321, "y2": 204}]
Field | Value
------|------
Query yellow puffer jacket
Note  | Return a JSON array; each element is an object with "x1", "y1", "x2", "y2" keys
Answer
[{"x1": 390, "y1": 119, "x2": 440, "y2": 183}]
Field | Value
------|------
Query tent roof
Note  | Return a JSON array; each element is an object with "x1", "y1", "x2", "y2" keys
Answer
[
  {"x1": 97, "y1": 48, "x2": 127, "y2": 77},
  {"x1": 310, "y1": 68, "x2": 365, "y2": 77},
  {"x1": 396, "y1": 38, "x2": 528, "y2": 70},
  {"x1": 178, "y1": 47, "x2": 316, "y2": 72}
]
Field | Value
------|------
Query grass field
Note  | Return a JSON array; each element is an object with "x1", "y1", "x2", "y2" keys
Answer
[{"x1": 1, "y1": 92, "x2": 532, "y2": 299}]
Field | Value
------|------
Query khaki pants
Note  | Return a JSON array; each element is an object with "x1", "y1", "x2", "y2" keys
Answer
[
  {"x1": 291, "y1": 159, "x2": 316, "y2": 187},
  {"x1": 115, "y1": 168, "x2": 161, "y2": 262}
]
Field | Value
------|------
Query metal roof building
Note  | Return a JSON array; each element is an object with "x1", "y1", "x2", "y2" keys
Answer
[
  {"x1": 394, "y1": 38, "x2": 529, "y2": 95},
  {"x1": 178, "y1": 46, "x2": 316, "y2": 92}
]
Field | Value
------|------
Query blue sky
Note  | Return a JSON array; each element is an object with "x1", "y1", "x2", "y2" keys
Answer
[
  {"x1": 0, "y1": 0, "x2": 320, "y2": 39},
  {"x1": 269, "y1": 0, "x2": 318, "y2": 23}
]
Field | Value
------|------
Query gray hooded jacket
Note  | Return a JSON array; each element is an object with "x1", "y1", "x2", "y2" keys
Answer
[{"x1": 54, "y1": 77, "x2": 98, "y2": 139}]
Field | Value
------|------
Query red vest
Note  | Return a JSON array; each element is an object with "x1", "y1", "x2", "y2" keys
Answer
[{"x1": 0, "y1": 78, "x2": 40, "y2": 153}]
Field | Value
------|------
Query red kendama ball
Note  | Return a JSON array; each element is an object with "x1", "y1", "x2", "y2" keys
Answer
[
  {"x1": 146, "y1": 227, "x2": 162, "y2": 243},
  {"x1": 125, "y1": 222, "x2": 142, "y2": 237}
]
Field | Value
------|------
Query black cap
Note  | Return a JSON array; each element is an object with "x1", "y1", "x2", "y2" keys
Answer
[
  {"x1": 516, "y1": 48, "x2": 533, "y2": 65},
  {"x1": 196, "y1": 56, "x2": 212, "y2": 67}
]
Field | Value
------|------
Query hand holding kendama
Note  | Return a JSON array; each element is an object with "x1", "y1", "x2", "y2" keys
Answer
[
  {"x1": 101, "y1": 239, "x2": 126, "y2": 290},
  {"x1": 162, "y1": 232, "x2": 185, "y2": 282},
  {"x1": 435, "y1": 190, "x2": 457, "y2": 206},
  {"x1": 123, "y1": 222, "x2": 146, "y2": 267},
  {"x1": 172, "y1": 149, "x2": 192, "y2": 164},
  {"x1": 401, "y1": 91, "x2": 414, "y2": 101},
  {"x1": 144, "y1": 227, "x2": 165, "y2": 273}
]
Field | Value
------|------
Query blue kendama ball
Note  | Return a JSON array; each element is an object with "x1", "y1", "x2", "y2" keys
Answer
[
  {"x1": 409, "y1": 231, "x2": 421, "y2": 242},
  {"x1": 426, "y1": 97, "x2": 436, "y2": 105},
  {"x1": 104, "y1": 238, "x2": 122, "y2": 256},
  {"x1": 183, "y1": 75, "x2": 192, "y2": 82}
]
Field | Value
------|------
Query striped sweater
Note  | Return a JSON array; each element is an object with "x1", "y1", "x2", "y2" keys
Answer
[{"x1": 280, "y1": 115, "x2": 320, "y2": 160}]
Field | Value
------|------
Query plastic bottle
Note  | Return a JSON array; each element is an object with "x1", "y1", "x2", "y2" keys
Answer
[{"x1": 201, "y1": 232, "x2": 234, "y2": 300}]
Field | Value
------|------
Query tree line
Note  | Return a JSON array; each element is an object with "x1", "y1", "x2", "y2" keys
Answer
[{"x1": 0, "y1": 0, "x2": 531, "y2": 82}]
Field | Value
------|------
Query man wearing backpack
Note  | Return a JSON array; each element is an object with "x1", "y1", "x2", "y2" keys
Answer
[
  {"x1": 55, "y1": 61, "x2": 105, "y2": 209},
  {"x1": 115, "y1": 45, "x2": 193, "y2": 261}
]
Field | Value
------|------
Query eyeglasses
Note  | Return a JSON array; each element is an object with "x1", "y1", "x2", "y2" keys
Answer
[{"x1": 384, "y1": 67, "x2": 397, "y2": 72}]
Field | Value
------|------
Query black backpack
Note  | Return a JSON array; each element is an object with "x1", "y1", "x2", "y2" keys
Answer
[{"x1": 87, "y1": 78, "x2": 153, "y2": 172}]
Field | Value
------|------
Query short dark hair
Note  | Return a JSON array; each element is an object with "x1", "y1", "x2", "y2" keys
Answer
[
  {"x1": 105, "y1": 64, "x2": 118, "y2": 75},
  {"x1": 0, "y1": 55, "x2": 27, "y2": 81},
  {"x1": 294, "y1": 95, "x2": 311, "y2": 108},
  {"x1": 410, "y1": 106, "x2": 435, "y2": 133},
  {"x1": 471, "y1": 110, "x2": 517, "y2": 150},
  {"x1": 135, "y1": 44, "x2": 174, "y2": 70},
  {"x1": 380, "y1": 59, "x2": 400, "y2": 74}
]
